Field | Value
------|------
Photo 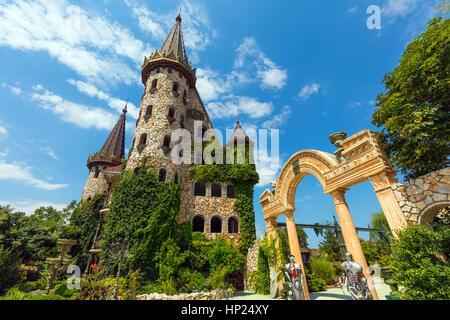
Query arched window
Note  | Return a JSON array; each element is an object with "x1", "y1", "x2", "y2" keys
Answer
[
  {"x1": 163, "y1": 135, "x2": 171, "y2": 148},
  {"x1": 146, "y1": 105, "x2": 153, "y2": 116},
  {"x1": 202, "y1": 126, "x2": 207, "y2": 137},
  {"x1": 139, "y1": 133, "x2": 147, "y2": 146},
  {"x1": 168, "y1": 108, "x2": 175, "y2": 119},
  {"x1": 211, "y1": 184, "x2": 222, "y2": 197},
  {"x1": 228, "y1": 217, "x2": 239, "y2": 234},
  {"x1": 194, "y1": 182, "x2": 206, "y2": 196},
  {"x1": 94, "y1": 168, "x2": 100, "y2": 178},
  {"x1": 192, "y1": 215, "x2": 205, "y2": 233},
  {"x1": 172, "y1": 82, "x2": 179, "y2": 93},
  {"x1": 133, "y1": 167, "x2": 140, "y2": 175},
  {"x1": 159, "y1": 168, "x2": 167, "y2": 182},
  {"x1": 168, "y1": 67, "x2": 172, "y2": 73},
  {"x1": 211, "y1": 216, "x2": 222, "y2": 233},
  {"x1": 151, "y1": 79, "x2": 158, "y2": 90},
  {"x1": 227, "y1": 185, "x2": 236, "y2": 198}
]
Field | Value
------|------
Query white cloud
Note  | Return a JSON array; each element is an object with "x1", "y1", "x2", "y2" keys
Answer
[
  {"x1": 349, "y1": 101, "x2": 362, "y2": 108},
  {"x1": 298, "y1": 83, "x2": 321, "y2": 100},
  {"x1": 0, "y1": 126, "x2": 7, "y2": 136},
  {"x1": 41, "y1": 147, "x2": 59, "y2": 161},
  {"x1": 1, "y1": 82, "x2": 21, "y2": 95},
  {"x1": 0, "y1": 199, "x2": 68, "y2": 215},
  {"x1": 261, "y1": 106, "x2": 292, "y2": 129},
  {"x1": 348, "y1": 6, "x2": 359, "y2": 14},
  {"x1": 382, "y1": 0, "x2": 419, "y2": 18},
  {"x1": 0, "y1": 0, "x2": 150, "y2": 85},
  {"x1": 68, "y1": 79, "x2": 139, "y2": 119},
  {"x1": 255, "y1": 151, "x2": 281, "y2": 187},
  {"x1": 206, "y1": 96, "x2": 273, "y2": 120},
  {"x1": 0, "y1": 147, "x2": 9, "y2": 157},
  {"x1": 234, "y1": 37, "x2": 287, "y2": 90},
  {"x1": 31, "y1": 85, "x2": 119, "y2": 131},
  {"x1": 0, "y1": 160, "x2": 67, "y2": 190}
]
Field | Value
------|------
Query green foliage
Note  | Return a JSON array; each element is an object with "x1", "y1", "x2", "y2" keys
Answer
[
  {"x1": 253, "y1": 246, "x2": 270, "y2": 295},
  {"x1": 53, "y1": 282, "x2": 78, "y2": 298},
  {"x1": 391, "y1": 224, "x2": 450, "y2": 300},
  {"x1": 371, "y1": 17, "x2": 450, "y2": 179},
  {"x1": 66, "y1": 193, "x2": 106, "y2": 272},
  {"x1": 101, "y1": 163, "x2": 183, "y2": 280},
  {"x1": 308, "y1": 256, "x2": 335, "y2": 285},
  {"x1": 189, "y1": 144, "x2": 259, "y2": 255},
  {"x1": 208, "y1": 238, "x2": 246, "y2": 273},
  {"x1": 305, "y1": 272, "x2": 327, "y2": 292},
  {"x1": 318, "y1": 220, "x2": 343, "y2": 262},
  {"x1": 158, "y1": 238, "x2": 185, "y2": 294},
  {"x1": 359, "y1": 238, "x2": 379, "y2": 266},
  {"x1": 369, "y1": 211, "x2": 392, "y2": 256},
  {"x1": 0, "y1": 244, "x2": 25, "y2": 293}
]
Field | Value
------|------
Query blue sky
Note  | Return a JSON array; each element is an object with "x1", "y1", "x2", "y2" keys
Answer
[{"x1": 0, "y1": 0, "x2": 442, "y2": 248}]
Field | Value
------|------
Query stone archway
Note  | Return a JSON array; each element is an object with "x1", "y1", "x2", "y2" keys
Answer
[{"x1": 260, "y1": 130, "x2": 408, "y2": 300}]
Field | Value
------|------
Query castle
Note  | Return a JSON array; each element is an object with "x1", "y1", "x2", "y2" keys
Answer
[{"x1": 81, "y1": 13, "x2": 254, "y2": 243}]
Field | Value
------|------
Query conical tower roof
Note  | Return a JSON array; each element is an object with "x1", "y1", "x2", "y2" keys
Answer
[
  {"x1": 141, "y1": 13, "x2": 196, "y2": 86},
  {"x1": 87, "y1": 104, "x2": 127, "y2": 169},
  {"x1": 226, "y1": 117, "x2": 255, "y2": 148}
]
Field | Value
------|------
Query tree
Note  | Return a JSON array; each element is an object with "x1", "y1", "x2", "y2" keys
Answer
[
  {"x1": 369, "y1": 211, "x2": 392, "y2": 255},
  {"x1": 296, "y1": 227, "x2": 308, "y2": 248},
  {"x1": 391, "y1": 224, "x2": 449, "y2": 300},
  {"x1": 371, "y1": 17, "x2": 449, "y2": 179},
  {"x1": 318, "y1": 220, "x2": 343, "y2": 262}
]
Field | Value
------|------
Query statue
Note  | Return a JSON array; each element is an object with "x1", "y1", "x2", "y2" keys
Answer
[
  {"x1": 284, "y1": 254, "x2": 304, "y2": 300},
  {"x1": 340, "y1": 252, "x2": 373, "y2": 300}
]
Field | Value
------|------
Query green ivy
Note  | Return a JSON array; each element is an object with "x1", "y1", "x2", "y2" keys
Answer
[{"x1": 189, "y1": 145, "x2": 259, "y2": 255}]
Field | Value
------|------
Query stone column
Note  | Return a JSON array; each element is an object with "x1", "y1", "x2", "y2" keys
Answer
[
  {"x1": 285, "y1": 211, "x2": 310, "y2": 300},
  {"x1": 370, "y1": 171, "x2": 407, "y2": 233},
  {"x1": 264, "y1": 216, "x2": 277, "y2": 239},
  {"x1": 329, "y1": 189, "x2": 379, "y2": 300}
]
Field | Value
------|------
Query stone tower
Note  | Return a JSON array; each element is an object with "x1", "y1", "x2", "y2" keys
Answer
[
  {"x1": 81, "y1": 105, "x2": 127, "y2": 201},
  {"x1": 126, "y1": 14, "x2": 243, "y2": 242}
]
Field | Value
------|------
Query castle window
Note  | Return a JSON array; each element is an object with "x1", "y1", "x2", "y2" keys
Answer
[
  {"x1": 139, "y1": 133, "x2": 147, "y2": 146},
  {"x1": 94, "y1": 169, "x2": 100, "y2": 179},
  {"x1": 192, "y1": 215, "x2": 204, "y2": 233},
  {"x1": 163, "y1": 135, "x2": 171, "y2": 148},
  {"x1": 227, "y1": 185, "x2": 236, "y2": 198},
  {"x1": 194, "y1": 182, "x2": 206, "y2": 196},
  {"x1": 180, "y1": 115, "x2": 185, "y2": 129},
  {"x1": 103, "y1": 166, "x2": 107, "y2": 171},
  {"x1": 159, "y1": 168, "x2": 167, "y2": 182},
  {"x1": 168, "y1": 67, "x2": 172, "y2": 73},
  {"x1": 151, "y1": 79, "x2": 158, "y2": 92},
  {"x1": 146, "y1": 105, "x2": 153, "y2": 116},
  {"x1": 211, "y1": 217, "x2": 222, "y2": 233},
  {"x1": 228, "y1": 217, "x2": 239, "y2": 234},
  {"x1": 156, "y1": 67, "x2": 160, "y2": 74},
  {"x1": 133, "y1": 167, "x2": 140, "y2": 175},
  {"x1": 183, "y1": 90, "x2": 188, "y2": 105},
  {"x1": 211, "y1": 184, "x2": 222, "y2": 198},
  {"x1": 174, "y1": 172, "x2": 179, "y2": 184},
  {"x1": 173, "y1": 82, "x2": 179, "y2": 93},
  {"x1": 168, "y1": 108, "x2": 175, "y2": 120}
]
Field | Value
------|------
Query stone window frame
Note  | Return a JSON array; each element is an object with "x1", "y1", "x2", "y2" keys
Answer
[
  {"x1": 167, "y1": 107, "x2": 177, "y2": 122},
  {"x1": 226, "y1": 184, "x2": 236, "y2": 199},
  {"x1": 172, "y1": 81, "x2": 180, "y2": 96},
  {"x1": 191, "y1": 214, "x2": 206, "y2": 233},
  {"x1": 211, "y1": 183, "x2": 222, "y2": 198},
  {"x1": 227, "y1": 215, "x2": 240, "y2": 234},
  {"x1": 158, "y1": 166, "x2": 167, "y2": 182},
  {"x1": 193, "y1": 181, "x2": 206, "y2": 197},
  {"x1": 162, "y1": 135, "x2": 171, "y2": 148},
  {"x1": 210, "y1": 215, "x2": 223, "y2": 234}
]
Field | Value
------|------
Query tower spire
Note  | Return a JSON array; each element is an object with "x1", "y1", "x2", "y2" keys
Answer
[{"x1": 87, "y1": 101, "x2": 127, "y2": 169}]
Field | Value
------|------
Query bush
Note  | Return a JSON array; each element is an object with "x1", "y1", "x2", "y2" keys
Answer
[
  {"x1": 0, "y1": 245, "x2": 25, "y2": 293},
  {"x1": 309, "y1": 257, "x2": 335, "y2": 285},
  {"x1": 391, "y1": 224, "x2": 450, "y2": 300},
  {"x1": 253, "y1": 246, "x2": 270, "y2": 295},
  {"x1": 305, "y1": 272, "x2": 327, "y2": 292}
]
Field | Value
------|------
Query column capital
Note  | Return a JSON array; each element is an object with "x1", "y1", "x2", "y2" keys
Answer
[
  {"x1": 285, "y1": 210, "x2": 295, "y2": 220},
  {"x1": 328, "y1": 188, "x2": 348, "y2": 205},
  {"x1": 370, "y1": 171, "x2": 398, "y2": 192}
]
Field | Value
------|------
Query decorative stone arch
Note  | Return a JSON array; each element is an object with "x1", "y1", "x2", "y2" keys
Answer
[
  {"x1": 210, "y1": 215, "x2": 223, "y2": 233},
  {"x1": 418, "y1": 201, "x2": 450, "y2": 229},
  {"x1": 227, "y1": 215, "x2": 240, "y2": 234},
  {"x1": 260, "y1": 130, "x2": 408, "y2": 300},
  {"x1": 192, "y1": 214, "x2": 206, "y2": 233}
]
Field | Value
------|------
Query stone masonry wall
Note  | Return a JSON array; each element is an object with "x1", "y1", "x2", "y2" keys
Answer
[
  {"x1": 81, "y1": 167, "x2": 110, "y2": 200},
  {"x1": 391, "y1": 167, "x2": 450, "y2": 224},
  {"x1": 245, "y1": 237, "x2": 264, "y2": 291}
]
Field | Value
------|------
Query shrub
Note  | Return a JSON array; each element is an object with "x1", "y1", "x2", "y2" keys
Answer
[
  {"x1": 391, "y1": 224, "x2": 450, "y2": 300},
  {"x1": 309, "y1": 257, "x2": 335, "y2": 285},
  {"x1": 253, "y1": 246, "x2": 270, "y2": 295},
  {"x1": 305, "y1": 272, "x2": 327, "y2": 292},
  {"x1": 0, "y1": 245, "x2": 25, "y2": 293}
]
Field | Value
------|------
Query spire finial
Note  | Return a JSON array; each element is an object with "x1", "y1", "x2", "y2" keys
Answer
[
  {"x1": 176, "y1": 8, "x2": 182, "y2": 22},
  {"x1": 236, "y1": 115, "x2": 240, "y2": 126},
  {"x1": 123, "y1": 98, "x2": 128, "y2": 113}
]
